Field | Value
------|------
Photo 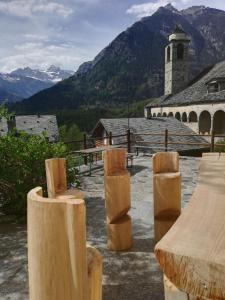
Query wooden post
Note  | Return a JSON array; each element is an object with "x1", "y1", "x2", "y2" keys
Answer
[
  {"x1": 45, "y1": 158, "x2": 85, "y2": 199},
  {"x1": 153, "y1": 152, "x2": 181, "y2": 243},
  {"x1": 83, "y1": 133, "x2": 88, "y2": 165},
  {"x1": 28, "y1": 187, "x2": 102, "y2": 300},
  {"x1": 109, "y1": 131, "x2": 112, "y2": 146},
  {"x1": 103, "y1": 148, "x2": 132, "y2": 250},
  {"x1": 210, "y1": 130, "x2": 215, "y2": 152},
  {"x1": 127, "y1": 129, "x2": 131, "y2": 153},
  {"x1": 165, "y1": 129, "x2": 168, "y2": 152}
]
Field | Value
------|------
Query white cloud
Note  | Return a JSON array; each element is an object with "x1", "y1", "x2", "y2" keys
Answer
[
  {"x1": 126, "y1": 0, "x2": 193, "y2": 18},
  {"x1": 126, "y1": 0, "x2": 170, "y2": 18},
  {"x1": 0, "y1": 41, "x2": 93, "y2": 72},
  {"x1": 0, "y1": 0, "x2": 73, "y2": 18}
]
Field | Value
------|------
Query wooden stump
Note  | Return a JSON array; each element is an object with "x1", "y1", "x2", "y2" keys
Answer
[
  {"x1": 107, "y1": 215, "x2": 132, "y2": 250},
  {"x1": 87, "y1": 246, "x2": 102, "y2": 300},
  {"x1": 153, "y1": 152, "x2": 181, "y2": 243},
  {"x1": 103, "y1": 148, "x2": 132, "y2": 251},
  {"x1": 45, "y1": 157, "x2": 84, "y2": 199},
  {"x1": 28, "y1": 187, "x2": 102, "y2": 300}
]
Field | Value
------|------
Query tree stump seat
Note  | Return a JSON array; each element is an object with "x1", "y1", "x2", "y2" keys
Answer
[
  {"x1": 27, "y1": 187, "x2": 102, "y2": 300},
  {"x1": 45, "y1": 157, "x2": 85, "y2": 199},
  {"x1": 103, "y1": 148, "x2": 133, "y2": 251},
  {"x1": 153, "y1": 152, "x2": 181, "y2": 243}
]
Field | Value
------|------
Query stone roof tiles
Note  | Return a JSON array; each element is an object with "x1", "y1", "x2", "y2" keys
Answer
[
  {"x1": 96, "y1": 117, "x2": 208, "y2": 152},
  {"x1": 146, "y1": 60, "x2": 225, "y2": 108},
  {"x1": 0, "y1": 115, "x2": 59, "y2": 141}
]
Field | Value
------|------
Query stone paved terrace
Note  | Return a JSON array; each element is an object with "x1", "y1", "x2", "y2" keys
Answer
[{"x1": 0, "y1": 155, "x2": 200, "y2": 300}]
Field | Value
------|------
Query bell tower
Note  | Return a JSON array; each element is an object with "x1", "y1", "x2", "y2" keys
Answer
[{"x1": 164, "y1": 25, "x2": 190, "y2": 95}]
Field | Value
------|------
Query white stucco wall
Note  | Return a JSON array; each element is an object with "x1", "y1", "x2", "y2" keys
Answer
[{"x1": 145, "y1": 102, "x2": 225, "y2": 134}]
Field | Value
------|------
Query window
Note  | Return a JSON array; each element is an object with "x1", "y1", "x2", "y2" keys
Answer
[
  {"x1": 177, "y1": 43, "x2": 184, "y2": 60},
  {"x1": 167, "y1": 46, "x2": 171, "y2": 62},
  {"x1": 208, "y1": 83, "x2": 219, "y2": 93}
]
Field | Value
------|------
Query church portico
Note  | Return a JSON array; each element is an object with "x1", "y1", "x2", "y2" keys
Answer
[{"x1": 146, "y1": 102, "x2": 225, "y2": 134}]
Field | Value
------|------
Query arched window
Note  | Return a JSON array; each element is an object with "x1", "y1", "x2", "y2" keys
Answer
[
  {"x1": 177, "y1": 43, "x2": 184, "y2": 60},
  {"x1": 213, "y1": 110, "x2": 225, "y2": 134},
  {"x1": 168, "y1": 112, "x2": 174, "y2": 117},
  {"x1": 163, "y1": 112, "x2": 167, "y2": 117},
  {"x1": 189, "y1": 111, "x2": 198, "y2": 123},
  {"x1": 153, "y1": 113, "x2": 156, "y2": 117},
  {"x1": 167, "y1": 46, "x2": 171, "y2": 62},
  {"x1": 175, "y1": 112, "x2": 181, "y2": 121},
  {"x1": 157, "y1": 113, "x2": 161, "y2": 117},
  {"x1": 199, "y1": 111, "x2": 211, "y2": 134},
  {"x1": 182, "y1": 112, "x2": 187, "y2": 122}
]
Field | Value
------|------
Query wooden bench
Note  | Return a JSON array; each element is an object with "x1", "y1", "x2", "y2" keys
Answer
[{"x1": 155, "y1": 153, "x2": 225, "y2": 299}]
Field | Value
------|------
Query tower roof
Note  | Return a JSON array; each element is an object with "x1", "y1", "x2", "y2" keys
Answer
[
  {"x1": 169, "y1": 25, "x2": 190, "y2": 42},
  {"x1": 173, "y1": 24, "x2": 186, "y2": 34}
]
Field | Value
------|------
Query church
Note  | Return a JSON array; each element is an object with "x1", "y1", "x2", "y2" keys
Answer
[{"x1": 145, "y1": 25, "x2": 225, "y2": 135}]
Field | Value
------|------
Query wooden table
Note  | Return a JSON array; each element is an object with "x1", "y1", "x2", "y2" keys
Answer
[
  {"x1": 75, "y1": 145, "x2": 120, "y2": 175},
  {"x1": 155, "y1": 153, "x2": 225, "y2": 299}
]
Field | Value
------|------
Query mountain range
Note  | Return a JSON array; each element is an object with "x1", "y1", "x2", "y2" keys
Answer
[
  {"x1": 13, "y1": 4, "x2": 225, "y2": 122},
  {"x1": 0, "y1": 65, "x2": 74, "y2": 103}
]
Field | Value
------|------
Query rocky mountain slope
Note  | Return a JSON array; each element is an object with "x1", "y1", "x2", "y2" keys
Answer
[
  {"x1": 0, "y1": 66, "x2": 74, "y2": 103},
  {"x1": 15, "y1": 4, "x2": 225, "y2": 112}
]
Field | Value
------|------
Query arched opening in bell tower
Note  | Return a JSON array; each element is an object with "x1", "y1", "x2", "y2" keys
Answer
[
  {"x1": 177, "y1": 43, "x2": 184, "y2": 60},
  {"x1": 167, "y1": 46, "x2": 171, "y2": 62}
]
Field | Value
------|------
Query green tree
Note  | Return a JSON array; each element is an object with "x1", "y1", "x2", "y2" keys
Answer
[
  {"x1": 0, "y1": 132, "x2": 79, "y2": 215},
  {"x1": 0, "y1": 102, "x2": 14, "y2": 120},
  {"x1": 59, "y1": 124, "x2": 84, "y2": 150}
]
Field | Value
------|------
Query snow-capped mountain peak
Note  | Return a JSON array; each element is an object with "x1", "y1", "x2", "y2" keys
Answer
[
  {"x1": 0, "y1": 65, "x2": 74, "y2": 103},
  {"x1": 10, "y1": 65, "x2": 74, "y2": 83}
]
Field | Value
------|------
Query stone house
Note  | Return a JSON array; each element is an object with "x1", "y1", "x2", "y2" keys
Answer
[{"x1": 0, "y1": 115, "x2": 59, "y2": 141}]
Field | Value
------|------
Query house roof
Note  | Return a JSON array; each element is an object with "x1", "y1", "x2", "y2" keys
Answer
[
  {"x1": 93, "y1": 117, "x2": 208, "y2": 152},
  {"x1": 0, "y1": 115, "x2": 59, "y2": 141},
  {"x1": 146, "y1": 60, "x2": 225, "y2": 108}
]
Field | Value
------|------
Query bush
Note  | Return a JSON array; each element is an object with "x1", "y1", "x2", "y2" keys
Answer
[
  {"x1": 214, "y1": 139, "x2": 225, "y2": 152},
  {"x1": 59, "y1": 124, "x2": 84, "y2": 151},
  {"x1": 0, "y1": 132, "x2": 79, "y2": 215}
]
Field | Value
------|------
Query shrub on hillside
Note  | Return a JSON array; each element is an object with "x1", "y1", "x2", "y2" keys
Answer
[{"x1": 0, "y1": 132, "x2": 79, "y2": 215}]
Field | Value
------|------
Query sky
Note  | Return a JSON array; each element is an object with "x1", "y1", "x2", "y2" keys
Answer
[{"x1": 0, "y1": 0, "x2": 224, "y2": 73}]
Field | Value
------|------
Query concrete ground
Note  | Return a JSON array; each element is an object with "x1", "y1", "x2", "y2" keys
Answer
[{"x1": 0, "y1": 155, "x2": 200, "y2": 300}]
